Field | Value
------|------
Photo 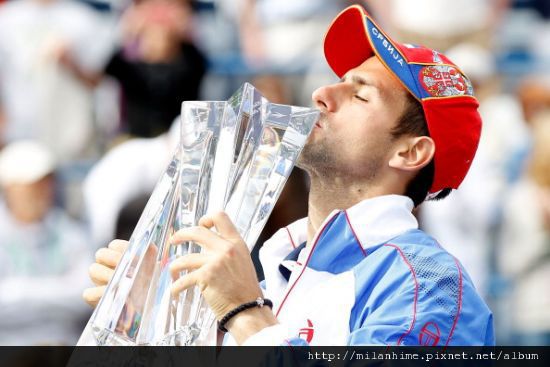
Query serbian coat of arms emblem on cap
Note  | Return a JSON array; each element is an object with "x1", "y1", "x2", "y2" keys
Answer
[{"x1": 419, "y1": 65, "x2": 474, "y2": 98}]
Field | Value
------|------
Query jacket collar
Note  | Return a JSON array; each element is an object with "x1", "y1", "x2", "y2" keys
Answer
[{"x1": 260, "y1": 195, "x2": 418, "y2": 280}]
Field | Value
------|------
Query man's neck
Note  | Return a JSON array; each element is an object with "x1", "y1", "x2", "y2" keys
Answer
[{"x1": 305, "y1": 175, "x2": 389, "y2": 246}]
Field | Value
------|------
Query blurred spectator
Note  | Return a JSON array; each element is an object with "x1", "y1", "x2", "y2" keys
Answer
[
  {"x1": 367, "y1": 0, "x2": 510, "y2": 52},
  {"x1": 237, "y1": 0, "x2": 344, "y2": 70},
  {"x1": 512, "y1": 0, "x2": 550, "y2": 19},
  {"x1": 0, "y1": 103, "x2": 5, "y2": 145},
  {"x1": 0, "y1": 141, "x2": 92, "y2": 345},
  {"x1": 61, "y1": 0, "x2": 206, "y2": 138},
  {"x1": 226, "y1": 0, "x2": 349, "y2": 105},
  {"x1": 499, "y1": 116, "x2": 550, "y2": 345},
  {"x1": 517, "y1": 77, "x2": 550, "y2": 125},
  {"x1": 0, "y1": 0, "x2": 113, "y2": 162}
]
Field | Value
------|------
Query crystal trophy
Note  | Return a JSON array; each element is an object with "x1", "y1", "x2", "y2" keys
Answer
[{"x1": 77, "y1": 83, "x2": 319, "y2": 345}]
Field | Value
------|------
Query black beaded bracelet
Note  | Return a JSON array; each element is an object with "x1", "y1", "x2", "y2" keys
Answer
[{"x1": 218, "y1": 297, "x2": 273, "y2": 333}]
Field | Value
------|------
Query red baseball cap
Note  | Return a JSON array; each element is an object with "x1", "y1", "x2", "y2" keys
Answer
[{"x1": 324, "y1": 5, "x2": 482, "y2": 194}]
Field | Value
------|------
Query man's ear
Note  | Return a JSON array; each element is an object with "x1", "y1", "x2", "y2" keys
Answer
[{"x1": 388, "y1": 136, "x2": 435, "y2": 172}]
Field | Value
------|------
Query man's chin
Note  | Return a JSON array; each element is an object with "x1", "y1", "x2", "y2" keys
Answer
[
  {"x1": 296, "y1": 147, "x2": 328, "y2": 174},
  {"x1": 295, "y1": 152, "x2": 318, "y2": 173},
  {"x1": 295, "y1": 155, "x2": 308, "y2": 171}
]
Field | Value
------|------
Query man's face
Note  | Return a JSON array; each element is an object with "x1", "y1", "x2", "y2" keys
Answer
[
  {"x1": 3, "y1": 176, "x2": 54, "y2": 223},
  {"x1": 297, "y1": 56, "x2": 409, "y2": 182}
]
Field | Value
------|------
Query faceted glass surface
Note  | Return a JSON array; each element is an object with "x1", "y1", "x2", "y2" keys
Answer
[{"x1": 77, "y1": 83, "x2": 319, "y2": 345}]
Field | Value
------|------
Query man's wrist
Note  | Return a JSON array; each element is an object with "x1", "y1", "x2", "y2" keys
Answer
[{"x1": 225, "y1": 306, "x2": 279, "y2": 345}]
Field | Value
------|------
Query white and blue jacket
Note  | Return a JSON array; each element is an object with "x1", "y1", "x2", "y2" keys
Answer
[{"x1": 234, "y1": 195, "x2": 494, "y2": 346}]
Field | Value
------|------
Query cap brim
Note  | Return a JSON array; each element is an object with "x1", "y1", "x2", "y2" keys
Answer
[
  {"x1": 324, "y1": 5, "x2": 375, "y2": 78},
  {"x1": 324, "y1": 6, "x2": 419, "y2": 98}
]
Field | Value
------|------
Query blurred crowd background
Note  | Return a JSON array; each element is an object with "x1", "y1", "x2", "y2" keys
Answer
[{"x1": 0, "y1": 0, "x2": 549, "y2": 346}]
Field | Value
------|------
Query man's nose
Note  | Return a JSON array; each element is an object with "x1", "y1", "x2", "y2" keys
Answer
[{"x1": 311, "y1": 84, "x2": 340, "y2": 113}]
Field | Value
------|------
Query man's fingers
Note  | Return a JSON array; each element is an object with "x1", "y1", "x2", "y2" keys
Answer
[
  {"x1": 95, "y1": 247, "x2": 123, "y2": 268},
  {"x1": 201, "y1": 211, "x2": 240, "y2": 240},
  {"x1": 108, "y1": 239, "x2": 129, "y2": 253},
  {"x1": 170, "y1": 226, "x2": 222, "y2": 250},
  {"x1": 198, "y1": 215, "x2": 214, "y2": 229},
  {"x1": 169, "y1": 253, "x2": 209, "y2": 279},
  {"x1": 82, "y1": 286, "x2": 106, "y2": 307},
  {"x1": 89, "y1": 263, "x2": 115, "y2": 286},
  {"x1": 171, "y1": 272, "x2": 200, "y2": 297}
]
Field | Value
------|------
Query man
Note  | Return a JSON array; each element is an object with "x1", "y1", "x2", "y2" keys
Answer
[
  {"x1": 0, "y1": 0, "x2": 112, "y2": 161},
  {"x1": 0, "y1": 140, "x2": 92, "y2": 344},
  {"x1": 366, "y1": 0, "x2": 510, "y2": 52},
  {"x1": 84, "y1": 5, "x2": 494, "y2": 346}
]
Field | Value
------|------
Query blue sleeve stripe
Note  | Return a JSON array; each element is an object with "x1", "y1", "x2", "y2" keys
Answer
[{"x1": 384, "y1": 243, "x2": 419, "y2": 345}]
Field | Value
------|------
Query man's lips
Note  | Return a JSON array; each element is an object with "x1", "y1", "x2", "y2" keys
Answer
[{"x1": 315, "y1": 114, "x2": 327, "y2": 129}]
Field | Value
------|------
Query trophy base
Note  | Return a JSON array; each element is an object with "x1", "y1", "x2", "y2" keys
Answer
[
  {"x1": 158, "y1": 325, "x2": 201, "y2": 346},
  {"x1": 92, "y1": 325, "x2": 136, "y2": 346},
  {"x1": 91, "y1": 324, "x2": 202, "y2": 346}
]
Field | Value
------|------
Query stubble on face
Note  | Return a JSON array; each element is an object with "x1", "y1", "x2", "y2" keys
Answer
[
  {"x1": 296, "y1": 115, "x2": 385, "y2": 183},
  {"x1": 296, "y1": 114, "x2": 333, "y2": 174}
]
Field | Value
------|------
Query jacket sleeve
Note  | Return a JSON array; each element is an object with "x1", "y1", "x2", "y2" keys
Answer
[{"x1": 347, "y1": 244, "x2": 494, "y2": 346}]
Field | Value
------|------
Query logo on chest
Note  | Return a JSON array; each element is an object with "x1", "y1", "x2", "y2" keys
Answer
[{"x1": 298, "y1": 319, "x2": 315, "y2": 343}]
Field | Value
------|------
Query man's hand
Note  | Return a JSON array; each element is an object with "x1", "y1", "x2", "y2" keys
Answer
[
  {"x1": 82, "y1": 240, "x2": 128, "y2": 307},
  {"x1": 169, "y1": 211, "x2": 278, "y2": 344}
]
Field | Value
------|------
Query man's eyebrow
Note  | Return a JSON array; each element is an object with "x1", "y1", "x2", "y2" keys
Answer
[{"x1": 341, "y1": 75, "x2": 380, "y2": 92}]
